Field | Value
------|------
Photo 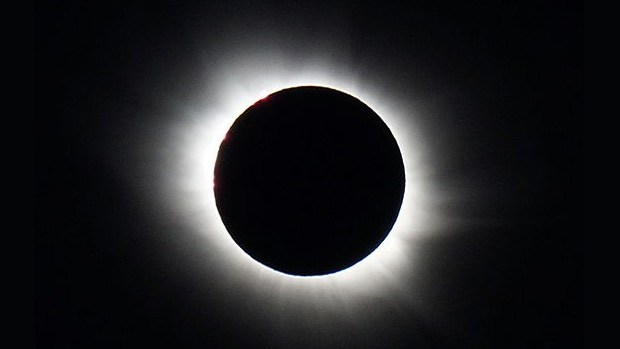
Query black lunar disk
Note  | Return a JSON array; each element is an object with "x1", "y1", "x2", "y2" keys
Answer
[{"x1": 214, "y1": 86, "x2": 405, "y2": 276}]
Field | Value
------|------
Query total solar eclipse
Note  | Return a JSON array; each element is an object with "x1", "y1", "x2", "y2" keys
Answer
[{"x1": 214, "y1": 86, "x2": 405, "y2": 276}]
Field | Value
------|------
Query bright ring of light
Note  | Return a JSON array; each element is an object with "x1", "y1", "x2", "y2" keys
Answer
[{"x1": 163, "y1": 61, "x2": 436, "y2": 306}]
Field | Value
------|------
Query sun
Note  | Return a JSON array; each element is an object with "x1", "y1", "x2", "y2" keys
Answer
[{"x1": 162, "y1": 60, "x2": 436, "y2": 306}]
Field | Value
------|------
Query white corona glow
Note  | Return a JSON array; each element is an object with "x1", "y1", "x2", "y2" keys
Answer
[{"x1": 164, "y1": 58, "x2": 436, "y2": 306}]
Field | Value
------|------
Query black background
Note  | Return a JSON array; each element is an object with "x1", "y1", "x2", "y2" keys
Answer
[{"x1": 36, "y1": 1, "x2": 583, "y2": 347}]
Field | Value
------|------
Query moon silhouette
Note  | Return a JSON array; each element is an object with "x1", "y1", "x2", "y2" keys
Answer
[{"x1": 214, "y1": 86, "x2": 405, "y2": 276}]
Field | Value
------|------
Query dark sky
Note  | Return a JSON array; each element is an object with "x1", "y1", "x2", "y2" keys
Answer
[{"x1": 36, "y1": 1, "x2": 583, "y2": 347}]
